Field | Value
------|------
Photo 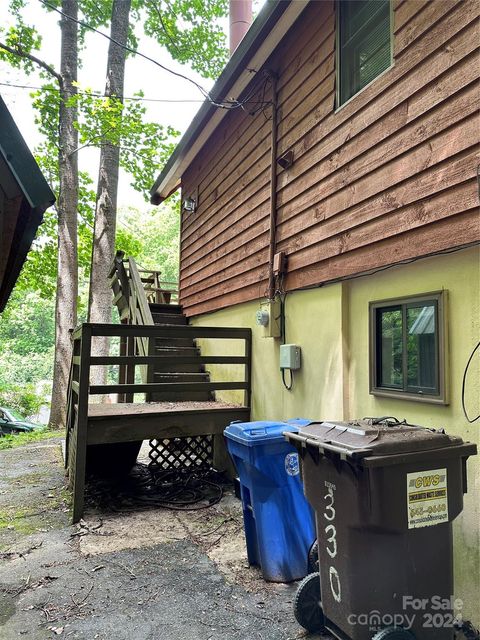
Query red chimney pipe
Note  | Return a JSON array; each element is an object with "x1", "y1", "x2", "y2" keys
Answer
[{"x1": 229, "y1": 0, "x2": 253, "y2": 55}]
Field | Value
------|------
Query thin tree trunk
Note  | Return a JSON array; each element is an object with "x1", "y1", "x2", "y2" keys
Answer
[
  {"x1": 49, "y1": 0, "x2": 79, "y2": 429},
  {"x1": 88, "y1": 0, "x2": 131, "y2": 389}
]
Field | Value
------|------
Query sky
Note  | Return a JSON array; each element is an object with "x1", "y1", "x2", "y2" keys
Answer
[{"x1": 0, "y1": 1, "x2": 259, "y2": 209}]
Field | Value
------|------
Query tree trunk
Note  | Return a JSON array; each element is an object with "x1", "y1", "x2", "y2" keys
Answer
[
  {"x1": 88, "y1": 0, "x2": 131, "y2": 389},
  {"x1": 49, "y1": 0, "x2": 78, "y2": 429}
]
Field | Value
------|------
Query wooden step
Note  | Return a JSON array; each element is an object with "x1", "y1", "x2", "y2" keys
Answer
[
  {"x1": 152, "y1": 359, "x2": 204, "y2": 374},
  {"x1": 149, "y1": 303, "x2": 183, "y2": 315},
  {"x1": 149, "y1": 390, "x2": 214, "y2": 402},
  {"x1": 153, "y1": 372, "x2": 210, "y2": 382},
  {"x1": 149, "y1": 372, "x2": 212, "y2": 402},
  {"x1": 154, "y1": 346, "x2": 200, "y2": 356},
  {"x1": 154, "y1": 336, "x2": 195, "y2": 347},
  {"x1": 152, "y1": 312, "x2": 187, "y2": 325}
]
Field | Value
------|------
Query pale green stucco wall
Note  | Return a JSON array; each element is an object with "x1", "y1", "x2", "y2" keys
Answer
[
  {"x1": 192, "y1": 282, "x2": 347, "y2": 421},
  {"x1": 347, "y1": 247, "x2": 480, "y2": 624},
  {"x1": 191, "y1": 246, "x2": 479, "y2": 623}
]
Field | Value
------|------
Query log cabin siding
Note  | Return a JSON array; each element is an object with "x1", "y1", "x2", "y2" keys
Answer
[{"x1": 180, "y1": 0, "x2": 480, "y2": 316}]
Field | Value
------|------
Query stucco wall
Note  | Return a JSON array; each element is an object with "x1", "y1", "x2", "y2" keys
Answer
[
  {"x1": 347, "y1": 247, "x2": 480, "y2": 624},
  {"x1": 192, "y1": 246, "x2": 480, "y2": 624}
]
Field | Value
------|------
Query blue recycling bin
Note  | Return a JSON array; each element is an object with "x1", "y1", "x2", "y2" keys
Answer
[{"x1": 224, "y1": 420, "x2": 315, "y2": 582}]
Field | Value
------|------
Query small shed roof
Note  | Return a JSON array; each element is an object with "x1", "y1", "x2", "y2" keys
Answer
[
  {"x1": 0, "y1": 95, "x2": 55, "y2": 311},
  {"x1": 150, "y1": 0, "x2": 309, "y2": 205}
]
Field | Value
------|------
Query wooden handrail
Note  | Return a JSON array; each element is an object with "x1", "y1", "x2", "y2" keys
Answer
[
  {"x1": 128, "y1": 257, "x2": 154, "y2": 326},
  {"x1": 74, "y1": 322, "x2": 252, "y2": 340},
  {"x1": 67, "y1": 257, "x2": 251, "y2": 523},
  {"x1": 67, "y1": 323, "x2": 252, "y2": 407}
]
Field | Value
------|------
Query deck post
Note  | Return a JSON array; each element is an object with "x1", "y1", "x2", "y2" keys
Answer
[
  {"x1": 125, "y1": 332, "x2": 135, "y2": 403},
  {"x1": 244, "y1": 331, "x2": 252, "y2": 409},
  {"x1": 118, "y1": 326, "x2": 127, "y2": 403},
  {"x1": 71, "y1": 325, "x2": 92, "y2": 523}
]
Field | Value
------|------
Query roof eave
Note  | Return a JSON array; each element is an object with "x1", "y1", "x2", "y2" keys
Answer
[{"x1": 150, "y1": 0, "x2": 310, "y2": 204}]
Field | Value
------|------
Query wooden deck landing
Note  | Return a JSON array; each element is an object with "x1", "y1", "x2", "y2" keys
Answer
[{"x1": 85, "y1": 401, "x2": 250, "y2": 445}]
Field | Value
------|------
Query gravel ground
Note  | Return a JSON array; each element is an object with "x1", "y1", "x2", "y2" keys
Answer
[{"x1": 0, "y1": 438, "x2": 330, "y2": 640}]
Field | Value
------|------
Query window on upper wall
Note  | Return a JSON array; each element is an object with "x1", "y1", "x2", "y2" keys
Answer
[
  {"x1": 369, "y1": 292, "x2": 448, "y2": 404},
  {"x1": 337, "y1": 0, "x2": 392, "y2": 106}
]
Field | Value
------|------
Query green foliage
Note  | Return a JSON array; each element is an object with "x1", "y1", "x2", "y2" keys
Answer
[
  {"x1": 0, "y1": 0, "x2": 226, "y2": 400},
  {"x1": 0, "y1": 290, "x2": 55, "y2": 388},
  {"x1": 116, "y1": 225, "x2": 143, "y2": 258},
  {"x1": 141, "y1": 0, "x2": 229, "y2": 80},
  {"x1": 0, "y1": 384, "x2": 44, "y2": 418},
  {"x1": 0, "y1": 428, "x2": 63, "y2": 451},
  {"x1": 118, "y1": 198, "x2": 180, "y2": 283},
  {"x1": 0, "y1": 290, "x2": 55, "y2": 355},
  {"x1": 71, "y1": 88, "x2": 180, "y2": 197},
  {"x1": 15, "y1": 151, "x2": 95, "y2": 298},
  {"x1": 0, "y1": 22, "x2": 42, "y2": 72}
]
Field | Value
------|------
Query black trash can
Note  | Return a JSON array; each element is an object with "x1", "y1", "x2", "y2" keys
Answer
[{"x1": 285, "y1": 418, "x2": 477, "y2": 640}]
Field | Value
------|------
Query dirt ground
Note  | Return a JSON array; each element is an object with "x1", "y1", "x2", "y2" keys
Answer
[{"x1": 0, "y1": 437, "x2": 330, "y2": 640}]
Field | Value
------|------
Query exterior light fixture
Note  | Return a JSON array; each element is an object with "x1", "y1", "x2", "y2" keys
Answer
[
  {"x1": 182, "y1": 196, "x2": 196, "y2": 213},
  {"x1": 277, "y1": 150, "x2": 294, "y2": 169}
]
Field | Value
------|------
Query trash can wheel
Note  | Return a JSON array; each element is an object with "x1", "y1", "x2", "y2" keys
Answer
[
  {"x1": 371, "y1": 628, "x2": 416, "y2": 639},
  {"x1": 293, "y1": 572, "x2": 325, "y2": 633},
  {"x1": 307, "y1": 538, "x2": 319, "y2": 573}
]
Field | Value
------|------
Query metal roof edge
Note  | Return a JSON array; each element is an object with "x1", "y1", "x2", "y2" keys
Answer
[{"x1": 150, "y1": 0, "x2": 309, "y2": 204}]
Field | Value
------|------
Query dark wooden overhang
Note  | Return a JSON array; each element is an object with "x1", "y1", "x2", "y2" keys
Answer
[{"x1": 0, "y1": 95, "x2": 55, "y2": 311}]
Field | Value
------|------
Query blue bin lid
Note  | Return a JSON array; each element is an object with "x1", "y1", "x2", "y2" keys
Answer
[{"x1": 224, "y1": 420, "x2": 303, "y2": 446}]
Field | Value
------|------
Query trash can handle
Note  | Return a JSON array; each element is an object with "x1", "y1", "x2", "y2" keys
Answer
[
  {"x1": 286, "y1": 432, "x2": 371, "y2": 458},
  {"x1": 285, "y1": 432, "x2": 308, "y2": 445}
]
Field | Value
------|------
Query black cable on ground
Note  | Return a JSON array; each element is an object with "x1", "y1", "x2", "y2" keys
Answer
[{"x1": 85, "y1": 464, "x2": 229, "y2": 513}]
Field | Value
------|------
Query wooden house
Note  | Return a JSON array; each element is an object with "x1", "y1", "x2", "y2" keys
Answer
[
  {"x1": 0, "y1": 95, "x2": 54, "y2": 311},
  {"x1": 151, "y1": 0, "x2": 480, "y2": 623}
]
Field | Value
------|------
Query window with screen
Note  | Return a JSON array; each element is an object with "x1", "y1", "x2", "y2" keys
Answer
[{"x1": 337, "y1": 0, "x2": 392, "y2": 106}]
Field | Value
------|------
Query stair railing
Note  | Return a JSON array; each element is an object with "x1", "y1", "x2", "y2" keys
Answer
[
  {"x1": 110, "y1": 251, "x2": 156, "y2": 395},
  {"x1": 65, "y1": 321, "x2": 252, "y2": 522},
  {"x1": 137, "y1": 267, "x2": 179, "y2": 305}
]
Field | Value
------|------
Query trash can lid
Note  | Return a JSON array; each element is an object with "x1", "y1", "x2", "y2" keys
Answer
[
  {"x1": 284, "y1": 418, "x2": 477, "y2": 466},
  {"x1": 224, "y1": 420, "x2": 302, "y2": 446}
]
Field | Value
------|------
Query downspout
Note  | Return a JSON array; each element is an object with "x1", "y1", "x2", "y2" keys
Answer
[{"x1": 267, "y1": 71, "x2": 278, "y2": 301}]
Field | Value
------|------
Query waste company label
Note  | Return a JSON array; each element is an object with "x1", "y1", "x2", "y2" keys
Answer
[
  {"x1": 407, "y1": 468, "x2": 448, "y2": 529},
  {"x1": 285, "y1": 452, "x2": 300, "y2": 476}
]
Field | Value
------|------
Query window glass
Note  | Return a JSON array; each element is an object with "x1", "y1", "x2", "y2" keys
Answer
[
  {"x1": 370, "y1": 293, "x2": 445, "y2": 401},
  {"x1": 377, "y1": 307, "x2": 403, "y2": 388},
  {"x1": 338, "y1": 0, "x2": 392, "y2": 105},
  {"x1": 406, "y1": 302, "x2": 437, "y2": 393}
]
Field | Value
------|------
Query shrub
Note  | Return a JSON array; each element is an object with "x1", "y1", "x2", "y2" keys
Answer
[{"x1": 0, "y1": 385, "x2": 44, "y2": 418}]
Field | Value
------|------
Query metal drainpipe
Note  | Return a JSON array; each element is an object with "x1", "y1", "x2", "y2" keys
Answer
[{"x1": 267, "y1": 71, "x2": 279, "y2": 301}]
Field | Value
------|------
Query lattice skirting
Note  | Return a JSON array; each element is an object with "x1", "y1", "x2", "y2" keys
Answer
[{"x1": 148, "y1": 435, "x2": 214, "y2": 471}]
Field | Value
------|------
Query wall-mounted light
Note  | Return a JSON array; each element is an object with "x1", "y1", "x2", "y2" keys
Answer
[
  {"x1": 182, "y1": 196, "x2": 196, "y2": 213},
  {"x1": 277, "y1": 150, "x2": 294, "y2": 170}
]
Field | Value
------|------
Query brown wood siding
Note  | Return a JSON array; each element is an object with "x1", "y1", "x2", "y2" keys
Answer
[{"x1": 179, "y1": 0, "x2": 480, "y2": 316}]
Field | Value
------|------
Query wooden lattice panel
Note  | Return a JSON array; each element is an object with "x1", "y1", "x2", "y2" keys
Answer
[{"x1": 148, "y1": 436, "x2": 214, "y2": 471}]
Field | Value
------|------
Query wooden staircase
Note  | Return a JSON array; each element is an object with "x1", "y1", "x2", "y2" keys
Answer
[
  {"x1": 65, "y1": 253, "x2": 251, "y2": 523},
  {"x1": 111, "y1": 253, "x2": 215, "y2": 403}
]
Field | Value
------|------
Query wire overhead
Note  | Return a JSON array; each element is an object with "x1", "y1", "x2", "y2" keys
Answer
[
  {"x1": 0, "y1": 80, "x2": 206, "y2": 103},
  {"x1": 36, "y1": 0, "x2": 267, "y2": 112}
]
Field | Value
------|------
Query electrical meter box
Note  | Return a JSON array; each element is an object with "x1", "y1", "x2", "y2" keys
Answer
[
  {"x1": 256, "y1": 299, "x2": 281, "y2": 338},
  {"x1": 280, "y1": 344, "x2": 301, "y2": 370}
]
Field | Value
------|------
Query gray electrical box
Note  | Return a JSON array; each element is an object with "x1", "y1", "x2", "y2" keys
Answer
[{"x1": 280, "y1": 344, "x2": 301, "y2": 370}]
